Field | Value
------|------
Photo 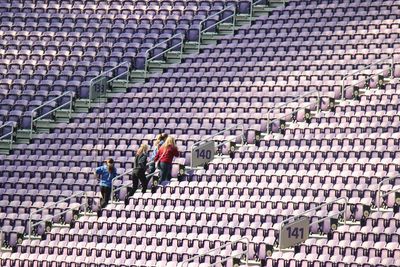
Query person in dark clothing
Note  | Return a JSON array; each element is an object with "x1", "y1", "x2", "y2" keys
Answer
[
  {"x1": 154, "y1": 136, "x2": 179, "y2": 183},
  {"x1": 125, "y1": 144, "x2": 149, "y2": 205},
  {"x1": 95, "y1": 158, "x2": 117, "y2": 210}
]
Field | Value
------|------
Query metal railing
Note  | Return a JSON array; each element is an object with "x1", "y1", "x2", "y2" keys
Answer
[
  {"x1": 0, "y1": 121, "x2": 14, "y2": 150},
  {"x1": 341, "y1": 56, "x2": 394, "y2": 100},
  {"x1": 198, "y1": 5, "x2": 236, "y2": 51},
  {"x1": 110, "y1": 168, "x2": 134, "y2": 204},
  {"x1": 89, "y1": 61, "x2": 130, "y2": 106},
  {"x1": 28, "y1": 191, "x2": 88, "y2": 240},
  {"x1": 266, "y1": 90, "x2": 321, "y2": 134},
  {"x1": 0, "y1": 230, "x2": 3, "y2": 248},
  {"x1": 190, "y1": 123, "x2": 246, "y2": 168},
  {"x1": 179, "y1": 237, "x2": 250, "y2": 267},
  {"x1": 376, "y1": 176, "x2": 400, "y2": 212},
  {"x1": 30, "y1": 91, "x2": 74, "y2": 138},
  {"x1": 110, "y1": 168, "x2": 160, "y2": 204},
  {"x1": 278, "y1": 197, "x2": 348, "y2": 250},
  {"x1": 144, "y1": 33, "x2": 184, "y2": 78}
]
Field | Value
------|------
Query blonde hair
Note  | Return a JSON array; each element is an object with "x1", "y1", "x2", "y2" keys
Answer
[
  {"x1": 163, "y1": 136, "x2": 175, "y2": 148},
  {"x1": 154, "y1": 133, "x2": 168, "y2": 147},
  {"x1": 136, "y1": 143, "x2": 149, "y2": 156}
]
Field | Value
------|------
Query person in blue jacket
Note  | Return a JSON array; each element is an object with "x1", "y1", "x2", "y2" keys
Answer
[{"x1": 95, "y1": 158, "x2": 117, "y2": 209}]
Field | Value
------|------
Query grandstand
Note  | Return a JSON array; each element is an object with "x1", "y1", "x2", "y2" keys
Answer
[{"x1": 1, "y1": 0, "x2": 400, "y2": 266}]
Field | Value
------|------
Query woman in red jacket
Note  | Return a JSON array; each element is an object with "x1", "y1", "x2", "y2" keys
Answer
[{"x1": 154, "y1": 136, "x2": 179, "y2": 182}]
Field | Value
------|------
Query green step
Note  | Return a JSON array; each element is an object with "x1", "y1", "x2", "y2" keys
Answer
[
  {"x1": 111, "y1": 86, "x2": 128, "y2": 93},
  {"x1": 74, "y1": 99, "x2": 91, "y2": 112},
  {"x1": 0, "y1": 140, "x2": 12, "y2": 155},
  {"x1": 15, "y1": 129, "x2": 32, "y2": 144},
  {"x1": 34, "y1": 119, "x2": 58, "y2": 134},
  {"x1": 235, "y1": 14, "x2": 251, "y2": 26},
  {"x1": 201, "y1": 32, "x2": 222, "y2": 45},
  {"x1": 131, "y1": 70, "x2": 147, "y2": 78},
  {"x1": 106, "y1": 92, "x2": 125, "y2": 98},
  {"x1": 183, "y1": 42, "x2": 200, "y2": 54},
  {"x1": 111, "y1": 80, "x2": 129, "y2": 92},
  {"x1": 166, "y1": 51, "x2": 183, "y2": 64},
  {"x1": 96, "y1": 96, "x2": 109, "y2": 103},
  {"x1": 130, "y1": 70, "x2": 147, "y2": 83},
  {"x1": 218, "y1": 23, "x2": 235, "y2": 35},
  {"x1": 253, "y1": 5, "x2": 271, "y2": 16},
  {"x1": 148, "y1": 60, "x2": 168, "y2": 73},
  {"x1": 269, "y1": 0, "x2": 285, "y2": 8},
  {"x1": 55, "y1": 109, "x2": 73, "y2": 123},
  {"x1": 0, "y1": 147, "x2": 11, "y2": 153}
]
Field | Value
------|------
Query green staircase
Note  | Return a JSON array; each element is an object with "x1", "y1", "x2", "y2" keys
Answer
[
  {"x1": 0, "y1": 1, "x2": 284, "y2": 155},
  {"x1": 0, "y1": 139, "x2": 12, "y2": 155},
  {"x1": 135, "y1": 0, "x2": 285, "y2": 78}
]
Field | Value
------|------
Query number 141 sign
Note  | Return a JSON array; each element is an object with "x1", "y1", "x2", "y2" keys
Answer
[{"x1": 279, "y1": 217, "x2": 310, "y2": 249}]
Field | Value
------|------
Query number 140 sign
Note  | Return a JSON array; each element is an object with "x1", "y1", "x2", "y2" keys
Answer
[{"x1": 191, "y1": 140, "x2": 215, "y2": 167}]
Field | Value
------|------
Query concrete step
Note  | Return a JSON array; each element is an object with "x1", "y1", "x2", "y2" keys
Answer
[
  {"x1": 0, "y1": 247, "x2": 13, "y2": 252},
  {"x1": 371, "y1": 207, "x2": 393, "y2": 213},
  {"x1": 309, "y1": 233, "x2": 328, "y2": 240},
  {"x1": 52, "y1": 223, "x2": 72, "y2": 229},
  {"x1": 214, "y1": 155, "x2": 231, "y2": 159},
  {"x1": 83, "y1": 212, "x2": 98, "y2": 217},
  {"x1": 24, "y1": 235, "x2": 42, "y2": 241}
]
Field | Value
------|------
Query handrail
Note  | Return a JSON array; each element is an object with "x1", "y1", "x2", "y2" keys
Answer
[
  {"x1": 377, "y1": 176, "x2": 400, "y2": 212},
  {"x1": 341, "y1": 56, "x2": 394, "y2": 100},
  {"x1": 30, "y1": 91, "x2": 74, "y2": 138},
  {"x1": 144, "y1": 33, "x2": 184, "y2": 78},
  {"x1": 279, "y1": 197, "x2": 348, "y2": 250},
  {"x1": 0, "y1": 230, "x2": 3, "y2": 248},
  {"x1": 111, "y1": 168, "x2": 160, "y2": 204},
  {"x1": 267, "y1": 90, "x2": 320, "y2": 134},
  {"x1": 28, "y1": 191, "x2": 88, "y2": 240},
  {"x1": 146, "y1": 33, "x2": 183, "y2": 62},
  {"x1": 0, "y1": 121, "x2": 14, "y2": 150},
  {"x1": 343, "y1": 68, "x2": 388, "y2": 89},
  {"x1": 179, "y1": 237, "x2": 250, "y2": 267},
  {"x1": 110, "y1": 168, "x2": 134, "y2": 203},
  {"x1": 198, "y1": 5, "x2": 236, "y2": 51},
  {"x1": 190, "y1": 123, "x2": 245, "y2": 168},
  {"x1": 88, "y1": 61, "x2": 130, "y2": 105}
]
